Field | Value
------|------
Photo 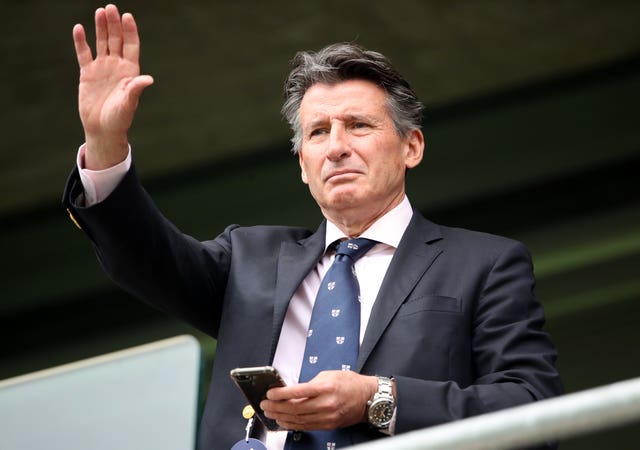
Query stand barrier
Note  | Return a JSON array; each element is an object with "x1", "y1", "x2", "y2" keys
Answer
[{"x1": 0, "y1": 335, "x2": 201, "y2": 450}]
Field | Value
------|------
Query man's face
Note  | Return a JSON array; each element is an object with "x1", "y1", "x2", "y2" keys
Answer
[{"x1": 298, "y1": 79, "x2": 423, "y2": 225}]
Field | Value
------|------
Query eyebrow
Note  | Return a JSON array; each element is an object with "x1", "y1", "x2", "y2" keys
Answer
[{"x1": 305, "y1": 113, "x2": 380, "y2": 131}]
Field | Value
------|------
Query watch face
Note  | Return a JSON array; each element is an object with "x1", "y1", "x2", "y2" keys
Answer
[{"x1": 369, "y1": 401, "x2": 393, "y2": 426}]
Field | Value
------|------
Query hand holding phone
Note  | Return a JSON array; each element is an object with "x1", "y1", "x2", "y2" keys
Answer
[{"x1": 230, "y1": 366, "x2": 286, "y2": 431}]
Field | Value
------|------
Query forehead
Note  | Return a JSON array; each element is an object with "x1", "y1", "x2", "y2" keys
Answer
[{"x1": 299, "y1": 79, "x2": 389, "y2": 124}]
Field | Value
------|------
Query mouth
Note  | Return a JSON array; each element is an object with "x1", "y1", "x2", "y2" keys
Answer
[{"x1": 324, "y1": 169, "x2": 362, "y2": 182}]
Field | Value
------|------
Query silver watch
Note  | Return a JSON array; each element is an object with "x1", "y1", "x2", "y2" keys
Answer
[{"x1": 366, "y1": 376, "x2": 395, "y2": 429}]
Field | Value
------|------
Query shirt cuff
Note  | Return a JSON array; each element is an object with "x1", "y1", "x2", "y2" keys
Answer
[{"x1": 77, "y1": 144, "x2": 131, "y2": 206}]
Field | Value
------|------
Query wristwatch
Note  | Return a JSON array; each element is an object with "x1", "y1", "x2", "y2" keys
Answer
[{"x1": 366, "y1": 376, "x2": 395, "y2": 429}]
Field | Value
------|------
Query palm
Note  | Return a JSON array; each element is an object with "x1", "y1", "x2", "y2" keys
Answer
[{"x1": 78, "y1": 55, "x2": 142, "y2": 136}]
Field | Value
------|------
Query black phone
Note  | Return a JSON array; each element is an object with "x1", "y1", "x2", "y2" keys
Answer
[{"x1": 230, "y1": 366, "x2": 287, "y2": 431}]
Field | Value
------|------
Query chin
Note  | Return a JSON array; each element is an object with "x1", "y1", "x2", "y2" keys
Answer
[{"x1": 324, "y1": 190, "x2": 366, "y2": 211}]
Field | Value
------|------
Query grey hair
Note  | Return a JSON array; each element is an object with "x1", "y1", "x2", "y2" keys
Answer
[{"x1": 281, "y1": 42, "x2": 424, "y2": 153}]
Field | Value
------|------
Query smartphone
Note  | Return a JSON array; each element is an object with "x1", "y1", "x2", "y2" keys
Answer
[{"x1": 230, "y1": 366, "x2": 286, "y2": 431}]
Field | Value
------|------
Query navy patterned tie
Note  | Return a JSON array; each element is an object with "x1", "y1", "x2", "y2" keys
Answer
[{"x1": 286, "y1": 237, "x2": 377, "y2": 450}]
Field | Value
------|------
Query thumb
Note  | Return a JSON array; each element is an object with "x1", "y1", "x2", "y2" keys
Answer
[{"x1": 125, "y1": 74, "x2": 154, "y2": 103}]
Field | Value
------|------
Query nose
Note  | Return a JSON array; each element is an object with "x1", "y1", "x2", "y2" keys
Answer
[{"x1": 326, "y1": 123, "x2": 351, "y2": 161}]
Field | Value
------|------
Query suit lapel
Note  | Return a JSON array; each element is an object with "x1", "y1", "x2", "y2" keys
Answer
[
  {"x1": 270, "y1": 221, "x2": 327, "y2": 363},
  {"x1": 357, "y1": 212, "x2": 443, "y2": 371}
]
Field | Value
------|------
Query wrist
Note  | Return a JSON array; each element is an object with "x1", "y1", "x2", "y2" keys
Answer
[
  {"x1": 366, "y1": 376, "x2": 396, "y2": 429},
  {"x1": 361, "y1": 376, "x2": 379, "y2": 423},
  {"x1": 84, "y1": 134, "x2": 129, "y2": 170}
]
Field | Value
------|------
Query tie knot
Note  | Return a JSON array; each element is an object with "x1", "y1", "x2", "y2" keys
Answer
[{"x1": 335, "y1": 238, "x2": 377, "y2": 262}]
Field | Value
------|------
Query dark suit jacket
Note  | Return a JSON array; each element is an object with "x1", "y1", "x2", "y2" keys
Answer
[{"x1": 63, "y1": 166, "x2": 562, "y2": 450}]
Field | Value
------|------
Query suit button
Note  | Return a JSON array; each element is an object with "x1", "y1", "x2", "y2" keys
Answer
[{"x1": 293, "y1": 431, "x2": 302, "y2": 441}]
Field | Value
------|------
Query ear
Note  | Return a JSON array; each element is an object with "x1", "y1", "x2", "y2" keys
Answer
[
  {"x1": 403, "y1": 128, "x2": 424, "y2": 170},
  {"x1": 298, "y1": 150, "x2": 309, "y2": 184}
]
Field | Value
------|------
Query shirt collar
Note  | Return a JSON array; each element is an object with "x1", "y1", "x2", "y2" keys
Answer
[{"x1": 324, "y1": 196, "x2": 414, "y2": 251}]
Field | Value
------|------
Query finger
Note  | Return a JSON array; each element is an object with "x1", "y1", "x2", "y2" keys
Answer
[
  {"x1": 266, "y1": 386, "x2": 294, "y2": 401},
  {"x1": 105, "y1": 4, "x2": 123, "y2": 56},
  {"x1": 262, "y1": 405, "x2": 311, "y2": 430},
  {"x1": 267, "y1": 383, "x2": 321, "y2": 401},
  {"x1": 126, "y1": 75, "x2": 154, "y2": 100},
  {"x1": 262, "y1": 397, "x2": 335, "y2": 431},
  {"x1": 95, "y1": 7, "x2": 108, "y2": 57},
  {"x1": 121, "y1": 12, "x2": 140, "y2": 64},
  {"x1": 72, "y1": 24, "x2": 93, "y2": 67},
  {"x1": 262, "y1": 397, "x2": 323, "y2": 420},
  {"x1": 274, "y1": 411, "x2": 328, "y2": 431},
  {"x1": 120, "y1": 75, "x2": 154, "y2": 115}
]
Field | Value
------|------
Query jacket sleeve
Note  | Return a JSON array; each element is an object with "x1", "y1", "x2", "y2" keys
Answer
[{"x1": 63, "y1": 164, "x2": 236, "y2": 337}]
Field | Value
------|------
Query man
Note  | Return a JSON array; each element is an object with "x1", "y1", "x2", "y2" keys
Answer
[{"x1": 64, "y1": 5, "x2": 562, "y2": 450}]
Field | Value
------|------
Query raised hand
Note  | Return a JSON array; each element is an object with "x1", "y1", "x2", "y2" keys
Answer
[{"x1": 73, "y1": 4, "x2": 154, "y2": 169}]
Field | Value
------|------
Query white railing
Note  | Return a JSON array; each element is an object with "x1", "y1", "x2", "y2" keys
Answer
[{"x1": 349, "y1": 377, "x2": 640, "y2": 450}]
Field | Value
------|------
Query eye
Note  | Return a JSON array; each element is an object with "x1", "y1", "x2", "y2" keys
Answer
[
  {"x1": 309, "y1": 128, "x2": 328, "y2": 138},
  {"x1": 350, "y1": 121, "x2": 372, "y2": 133}
]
